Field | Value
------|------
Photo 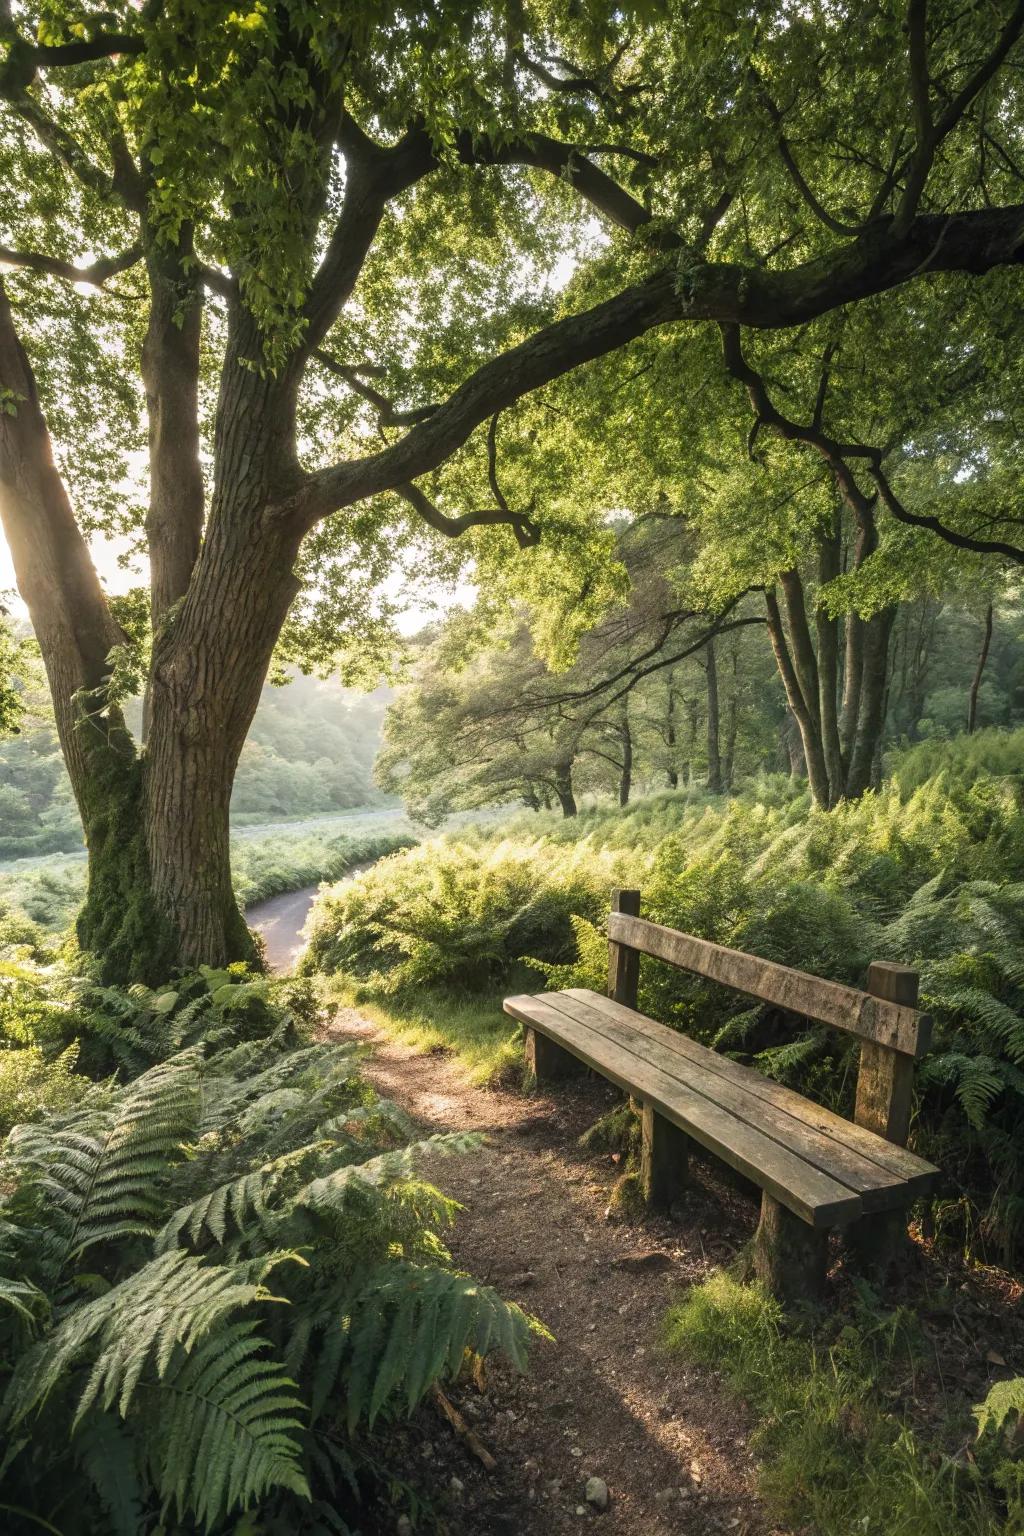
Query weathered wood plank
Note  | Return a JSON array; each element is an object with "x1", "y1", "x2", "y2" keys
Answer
[
  {"x1": 607, "y1": 913, "x2": 932, "y2": 1058},
  {"x1": 854, "y1": 963, "x2": 919, "y2": 1144},
  {"x1": 608, "y1": 888, "x2": 641, "y2": 1008},
  {"x1": 753, "y1": 1192, "x2": 828, "y2": 1303},
  {"x1": 542, "y1": 991, "x2": 926, "y2": 1212},
  {"x1": 849, "y1": 964, "x2": 922, "y2": 1275},
  {"x1": 503, "y1": 993, "x2": 863, "y2": 1227},
  {"x1": 561, "y1": 989, "x2": 938, "y2": 1193}
]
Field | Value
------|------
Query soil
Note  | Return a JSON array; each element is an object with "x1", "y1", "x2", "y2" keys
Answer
[{"x1": 326, "y1": 1007, "x2": 785, "y2": 1536}]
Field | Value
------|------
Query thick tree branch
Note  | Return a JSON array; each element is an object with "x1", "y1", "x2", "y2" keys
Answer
[
  {"x1": 721, "y1": 321, "x2": 1024, "y2": 564},
  {"x1": 0, "y1": 243, "x2": 143, "y2": 286},
  {"x1": 0, "y1": 32, "x2": 143, "y2": 95},
  {"x1": 867, "y1": 463, "x2": 1024, "y2": 562},
  {"x1": 895, "y1": 0, "x2": 1024, "y2": 233},
  {"x1": 288, "y1": 201, "x2": 1024, "y2": 531},
  {"x1": 303, "y1": 120, "x2": 436, "y2": 350}
]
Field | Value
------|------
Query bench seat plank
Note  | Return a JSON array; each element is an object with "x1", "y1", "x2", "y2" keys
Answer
[
  {"x1": 504, "y1": 992, "x2": 864, "y2": 1228},
  {"x1": 561, "y1": 989, "x2": 938, "y2": 1196},
  {"x1": 545, "y1": 991, "x2": 936, "y2": 1212}
]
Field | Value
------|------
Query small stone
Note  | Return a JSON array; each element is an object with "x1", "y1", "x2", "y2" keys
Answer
[
  {"x1": 576, "y1": 1506, "x2": 587, "y2": 1517},
  {"x1": 508, "y1": 1270, "x2": 537, "y2": 1288},
  {"x1": 396, "y1": 1518, "x2": 413, "y2": 1536},
  {"x1": 585, "y1": 1476, "x2": 610, "y2": 1511},
  {"x1": 570, "y1": 1445, "x2": 584, "y2": 1458},
  {"x1": 449, "y1": 1476, "x2": 464, "y2": 1496}
]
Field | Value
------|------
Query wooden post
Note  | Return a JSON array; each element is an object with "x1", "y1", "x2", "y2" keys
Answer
[
  {"x1": 753, "y1": 1193, "x2": 828, "y2": 1304},
  {"x1": 849, "y1": 962, "x2": 920, "y2": 1277},
  {"x1": 640, "y1": 1102, "x2": 690, "y2": 1210},
  {"x1": 854, "y1": 963, "x2": 919, "y2": 1143},
  {"x1": 525, "y1": 1027, "x2": 585, "y2": 1088},
  {"x1": 608, "y1": 888, "x2": 641, "y2": 1008}
]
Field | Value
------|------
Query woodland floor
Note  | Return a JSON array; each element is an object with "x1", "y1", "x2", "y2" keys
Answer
[{"x1": 325, "y1": 1007, "x2": 784, "y2": 1536}]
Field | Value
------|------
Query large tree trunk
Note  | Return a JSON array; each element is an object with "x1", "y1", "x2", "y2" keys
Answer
[
  {"x1": 0, "y1": 281, "x2": 179, "y2": 980},
  {"x1": 815, "y1": 523, "x2": 846, "y2": 802},
  {"x1": 665, "y1": 675, "x2": 678, "y2": 788},
  {"x1": 1, "y1": 283, "x2": 305, "y2": 979},
  {"x1": 140, "y1": 316, "x2": 304, "y2": 969},
  {"x1": 844, "y1": 608, "x2": 895, "y2": 798},
  {"x1": 705, "y1": 638, "x2": 723, "y2": 794},
  {"x1": 764, "y1": 587, "x2": 831, "y2": 808},
  {"x1": 553, "y1": 760, "x2": 578, "y2": 818},
  {"x1": 722, "y1": 655, "x2": 739, "y2": 792}
]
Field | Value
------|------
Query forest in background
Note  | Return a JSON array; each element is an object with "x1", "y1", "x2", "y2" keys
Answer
[{"x1": 0, "y1": 658, "x2": 393, "y2": 859}]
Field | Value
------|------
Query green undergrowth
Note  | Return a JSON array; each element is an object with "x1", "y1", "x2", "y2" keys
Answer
[
  {"x1": 320, "y1": 973, "x2": 525, "y2": 1086},
  {"x1": 665, "y1": 1272, "x2": 1022, "y2": 1535},
  {"x1": 0, "y1": 824, "x2": 416, "y2": 939},
  {"x1": 305, "y1": 731, "x2": 1024, "y2": 1266},
  {"x1": 0, "y1": 949, "x2": 538, "y2": 1533}
]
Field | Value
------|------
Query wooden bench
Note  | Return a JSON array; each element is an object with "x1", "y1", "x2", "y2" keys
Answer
[{"x1": 504, "y1": 889, "x2": 939, "y2": 1301}]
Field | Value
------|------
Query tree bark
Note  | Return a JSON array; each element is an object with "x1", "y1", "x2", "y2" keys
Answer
[
  {"x1": 618, "y1": 707, "x2": 632, "y2": 807},
  {"x1": 845, "y1": 608, "x2": 895, "y2": 798},
  {"x1": 967, "y1": 603, "x2": 994, "y2": 733},
  {"x1": 665, "y1": 676, "x2": 678, "y2": 788},
  {"x1": 815, "y1": 523, "x2": 846, "y2": 804},
  {"x1": 764, "y1": 589, "x2": 830, "y2": 808},
  {"x1": 705, "y1": 637, "x2": 722, "y2": 793},
  {"x1": 142, "y1": 232, "x2": 204, "y2": 626},
  {"x1": 141, "y1": 312, "x2": 305, "y2": 968},
  {"x1": 553, "y1": 759, "x2": 578, "y2": 818},
  {"x1": 0, "y1": 281, "x2": 176, "y2": 978}
]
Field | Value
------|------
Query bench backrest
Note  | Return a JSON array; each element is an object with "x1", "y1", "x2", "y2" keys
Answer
[{"x1": 606, "y1": 888, "x2": 932, "y2": 1148}]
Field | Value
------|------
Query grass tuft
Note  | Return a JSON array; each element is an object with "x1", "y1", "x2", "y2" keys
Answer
[{"x1": 665, "y1": 1272, "x2": 1012, "y2": 1535}]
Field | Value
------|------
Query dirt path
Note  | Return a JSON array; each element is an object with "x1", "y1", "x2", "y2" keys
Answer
[
  {"x1": 327, "y1": 1006, "x2": 787, "y2": 1536},
  {"x1": 247, "y1": 884, "x2": 320, "y2": 971}
]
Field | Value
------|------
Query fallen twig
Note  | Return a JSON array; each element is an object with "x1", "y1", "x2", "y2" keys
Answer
[{"x1": 430, "y1": 1383, "x2": 498, "y2": 1472}]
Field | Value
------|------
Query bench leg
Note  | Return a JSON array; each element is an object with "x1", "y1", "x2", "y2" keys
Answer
[
  {"x1": 753, "y1": 1193, "x2": 828, "y2": 1305},
  {"x1": 526, "y1": 1027, "x2": 586, "y2": 1087},
  {"x1": 640, "y1": 1103, "x2": 689, "y2": 1210},
  {"x1": 845, "y1": 1207, "x2": 911, "y2": 1283}
]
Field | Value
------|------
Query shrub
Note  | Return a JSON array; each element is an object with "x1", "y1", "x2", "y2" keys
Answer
[
  {"x1": 304, "y1": 836, "x2": 628, "y2": 992},
  {"x1": 0, "y1": 965, "x2": 538, "y2": 1534}
]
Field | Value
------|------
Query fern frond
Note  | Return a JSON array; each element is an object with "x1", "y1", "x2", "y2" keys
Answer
[
  {"x1": 4, "y1": 1248, "x2": 297, "y2": 1429},
  {"x1": 4, "y1": 1052, "x2": 201, "y2": 1283},
  {"x1": 140, "y1": 1320, "x2": 309, "y2": 1527},
  {"x1": 975, "y1": 1376, "x2": 1024, "y2": 1436},
  {"x1": 343, "y1": 1261, "x2": 538, "y2": 1430}
]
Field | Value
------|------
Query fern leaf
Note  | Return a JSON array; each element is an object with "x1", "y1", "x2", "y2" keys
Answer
[
  {"x1": 344, "y1": 1262, "x2": 536, "y2": 1430},
  {"x1": 975, "y1": 1376, "x2": 1024, "y2": 1437}
]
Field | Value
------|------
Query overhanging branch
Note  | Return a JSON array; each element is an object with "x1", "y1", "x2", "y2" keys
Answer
[
  {"x1": 395, "y1": 479, "x2": 539, "y2": 549},
  {"x1": 0, "y1": 243, "x2": 143, "y2": 286}
]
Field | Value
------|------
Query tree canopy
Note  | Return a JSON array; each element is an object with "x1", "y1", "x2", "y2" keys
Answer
[{"x1": 1, "y1": 0, "x2": 1023, "y2": 974}]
